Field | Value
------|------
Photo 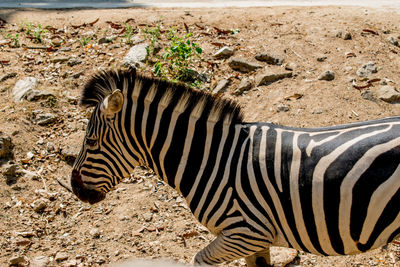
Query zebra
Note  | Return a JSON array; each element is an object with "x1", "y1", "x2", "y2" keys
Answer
[{"x1": 71, "y1": 68, "x2": 400, "y2": 267}]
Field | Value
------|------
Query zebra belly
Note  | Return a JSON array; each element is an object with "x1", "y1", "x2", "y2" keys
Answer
[{"x1": 250, "y1": 119, "x2": 400, "y2": 256}]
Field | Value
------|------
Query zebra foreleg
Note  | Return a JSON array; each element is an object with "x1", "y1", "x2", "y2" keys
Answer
[
  {"x1": 244, "y1": 248, "x2": 272, "y2": 267},
  {"x1": 193, "y1": 231, "x2": 271, "y2": 266}
]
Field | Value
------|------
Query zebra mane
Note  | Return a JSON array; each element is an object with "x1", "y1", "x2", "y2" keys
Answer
[{"x1": 80, "y1": 68, "x2": 244, "y2": 124}]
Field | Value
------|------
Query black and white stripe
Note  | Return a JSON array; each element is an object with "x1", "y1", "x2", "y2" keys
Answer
[{"x1": 71, "y1": 68, "x2": 400, "y2": 266}]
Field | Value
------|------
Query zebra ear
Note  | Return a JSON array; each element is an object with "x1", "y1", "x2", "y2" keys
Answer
[{"x1": 101, "y1": 89, "x2": 124, "y2": 115}]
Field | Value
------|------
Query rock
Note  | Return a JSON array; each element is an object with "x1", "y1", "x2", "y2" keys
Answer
[
  {"x1": 0, "y1": 134, "x2": 12, "y2": 159},
  {"x1": 277, "y1": 103, "x2": 289, "y2": 112},
  {"x1": 12, "y1": 77, "x2": 38, "y2": 102},
  {"x1": 270, "y1": 247, "x2": 298, "y2": 266},
  {"x1": 336, "y1": 31, "x2": 351, "y2": 40},
  {"x1": 212, "y1": 79, "x2": 230, "y2": 96},
  {"x1": 31, "y1": 198, "x2": 48, "y2": 212},
  {"x1": 212, "y1": 46, "x2": 234, "y2": 59},
  {"x1": 143, "y1": 212, "x2": 153, "y2": 222},
  {"x1": 71, "y1": 70, "x2": 84, "y2": 79},
  {"x1": 356, "y1": 62, "x2": 377, "y2": 78},
  {"x1": 228, "y1": 58, "x2": 262, "y2": 73},
  {"x1": 285, "y1": 62, "x2": 297, "y2": 71},
  {"x1": 51, "y1": 57, "x2": 69, "y2": 63},
  {"x1": 0, "y1": 72, "x2": 17, "y2": 83},
  {"x1": 318, "y1": 70, "x2": 335, "y2": 81},
  {"x1": 33, "y1": 113, "x2": 57, "y2": 126},
  {"x1": 9, "y1": 255, "x2": 29, "y2": 266},
  {"x1": 234, "y1": 78, "x2": 252, "y2": 95},
  {"x1": 90, "y1": 228, "x2": 101, "y2": 238},
  {"x1": 378, "y1": 86, "x2": 400, "y2": 103},
  {"x1": 316, "y1": 55, "x2": 327, "y2": 62},
  {"x1": 46, "y1": 142, "x2": 55, "y2": 152},
  {"x1": 387, "y1": 35, "x2": 399, "y2": 46},
  {"x1": 3, "y1": 162, "x2": 19, "y2": 184},
  {"x1": 31, "y1": 256, "x2": 49, "y2": 267},
  {"x1": 122, "y1": 43, "x2": 149, "y2": 68},
  {"x1": 25, "y1": 90, "x2": 55, "y2": 101},
  {"x1": 255, "y1": 51, "x2": 284, "y2": 65},
  {"x1": 67, "y1": 58, "x2": 83, "y2": 67},
  {"x1": 255, "y1": 70, "x2": 292, "y2": 86},
  {"x1": 55, "y1": 252, "x2": 69, "y2": 262},
  {"x1": 361, "y1": 90, "x2": 376, "y2": 101}
]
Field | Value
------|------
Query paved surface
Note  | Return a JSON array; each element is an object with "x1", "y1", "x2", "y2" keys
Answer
[{"x1": 1, "y1": 0, "x2": 400, "y2": 9}]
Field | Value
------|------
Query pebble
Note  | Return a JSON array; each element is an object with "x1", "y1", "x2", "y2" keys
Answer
[
  {"x1": 90, "y1": 228, "x2": 101, "y2": 238},
  {"x1": 228, "y1": 58, "x2": 262, "y2": 73},
  {"x1": 378, "y1": 85, "x2": 400, "y2": 103},
  {"x1": 277, "y1": 103, "x2": 289, "y2": 112},
  {"x1": 212, "y1": 79, "x2": 230, "y2": 96},
  {"x1": 122, "y1": 43, "x2": 149, "y2": 68},
  {"x1": 255, "y1": 70, "x2": 292, "y2": 86},
  {"x1": 270, "y1": 247, "x2": 298, "y2": 266},
  {"x1": 387, "y1": 35, "x2": 399, "y2": 47},
  {"x1": 255, "y1": 51, "x2": 284, "y2": 65},
  {"x1": 284, "y1": 62, "x2": 297, "y2": 71},
  {"x1": 318, "y1": 70, "x2": 335, "y2": 81},
  {"x1": 143, "y1": 212, "x2": 153, "y2": 222},
  {"x1": 212, "y1": 46, "x2": 234, "y2": 59},
  {"x1": 55, "y1": 252, "x2": 69, "y2": 262},
  {"x1": 31, "y1": 198, "x2": 48, "y2": 212},
  {"x1": 0, "y1": 134, "x2": 13, "y2": 159},
  {"x1": 9, "y1": 255, "x2": 29, "y2": 266},
  {"x1": 12, "y1": 77, "x2": 39, "y2": 102},
  {"x1": 234, "y1": 78, "x2": 252, "y2": 95},
  {"x1": 46, "y1": 142, "x2": 55, "y2": 152},
  {"x1": 68, "y1": 58, "x2": 83, "y2": 67},
  {"x1": 356, "y1": 62, "x2": 377, "y2": 78},
  {"x1": 361, "y1": 89, "x2": 376, "y2": 101},
  {"x1": 316, "y1": 55, "x2": 327, "y2": 62},
  {"x1": 336, "y1": 31, "x2": 352, "y2": 40},
  {"x1": 51, "y1": 57, "x2": 70, "y2": 63}
]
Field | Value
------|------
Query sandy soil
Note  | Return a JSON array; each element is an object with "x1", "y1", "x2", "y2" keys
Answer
[{"x1": 0, "y1": 5, "x2": 400, "y2": 267}]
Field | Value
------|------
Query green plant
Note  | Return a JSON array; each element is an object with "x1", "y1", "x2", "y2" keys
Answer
[
  {"x1": 143, "y1": 23, "x2": 161, "y2": 56},
  {"x1": 44, "y1": 95, "x2": 57, "y2": 108},
  {"x1": 122, "y1": 23, "x2": 135, "y2": 45},
  {"x1": 80, "y1": 36, "x2": 92, "y2": 47},
  {"x1": 32, "y1": 24, "x2": 46, "y2": 43},
  {"x1": 7, "y1": 33, "x2": 20, "y2": 47},
  {"x1": 155, "y1": 28, "x2": 202, "y2": 83}
]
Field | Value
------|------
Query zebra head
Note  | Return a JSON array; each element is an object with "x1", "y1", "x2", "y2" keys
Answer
[{"x1": 71, "y1": 70, "x2": 137, "y2": 204}]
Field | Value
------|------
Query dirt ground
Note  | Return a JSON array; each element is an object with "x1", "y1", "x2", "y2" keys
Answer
[{"x1": 0, "y1": 5, "x2": 400, "y2": 267}]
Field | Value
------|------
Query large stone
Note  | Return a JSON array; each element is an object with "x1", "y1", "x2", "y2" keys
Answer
[
  {"x1": 234, "y1": 78, "x2": 252, "y2": 95},
  {"x1": 25, "y1": 90, "x2": 56, "y2": 101},
  {"x1": 256, "y1": 70, "x2": 292, "y2": 86},
  {"x1": 212, "y1": 79, "x2": 230, "y2": 96},
  {"x1": 122, "y1": 43, "x2": 149, "y2": 68},
  {"x1": 378, "y1": 86, "x2": 400, "y2": 103},
  {"x1": 0, "y1": 134, "x2": 12, "y2": 159},
  {"x1": 33, "y1": 113, "x2": 57, "y2": 126},
  {"x1": 356, "y1": 62, "x2": 377, "y2": 78},
  {"x1": 213, "y1": 46, "x2": 234, "y2": 59},
  {"x1": 228, "y1": 58, "x2": 262, "y2": 73},
  {"x1": 255, "y1": 51, "x2": 284, "y2": 65},
  {"x1": 9, "y1": 255, "x2": 29, "y2": 266},
  {"x1": 31, "y1": 256, "x2": 49, "y2": 267},
  {"x1": 12, "y1": 77, "x2": 38, "y2": 102}
]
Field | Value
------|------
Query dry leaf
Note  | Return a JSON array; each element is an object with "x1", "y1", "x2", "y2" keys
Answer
[{"x1": 284, "y1": 93, "x2": 303, "y2": 100}]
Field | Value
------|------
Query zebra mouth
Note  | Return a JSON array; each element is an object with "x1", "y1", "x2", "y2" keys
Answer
[{"x1": 71, "y1": 170, "x2": 107, "y2": 204}]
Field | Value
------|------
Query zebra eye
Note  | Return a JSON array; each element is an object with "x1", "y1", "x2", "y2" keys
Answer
[{"x1": 85, "y1": 138, "x2": 98, "y2": 147}]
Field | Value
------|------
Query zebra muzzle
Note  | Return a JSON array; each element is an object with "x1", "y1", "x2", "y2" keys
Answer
[{"x1": 71, "y1": 169, "x2": 106, "y2": 204}]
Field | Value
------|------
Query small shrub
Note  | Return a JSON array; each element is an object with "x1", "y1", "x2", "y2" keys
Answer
[
  {"x1": 154, "y1": 28, "x2": 202, "y2": 83},
  {"x1": 122, "y1": 23, "x2": 135, "y2": 45},
  {"x1": 80, "y1": 36, "x2": 92, "y2": 47}
]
